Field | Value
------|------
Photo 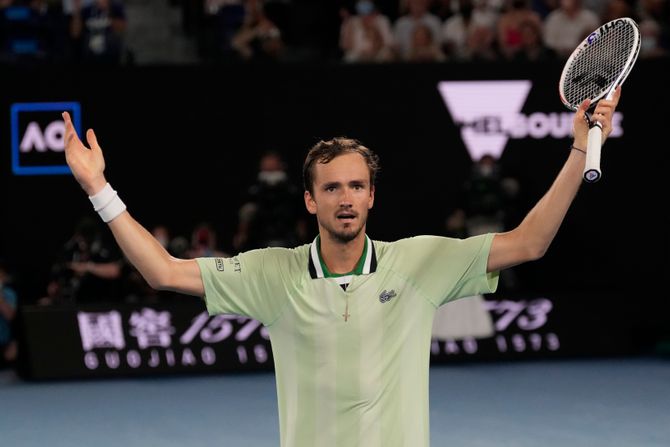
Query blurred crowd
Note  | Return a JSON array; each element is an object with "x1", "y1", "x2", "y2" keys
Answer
[
  {"x1": 8, "y1": 151, "x2": 310, "y2": 309},
  {"x1": 337, "y1": 0, "x2": 669, "y2": 63},
  {"x1": 0, "y1": 0, "x2": 668, "y2": 65},
  {"x1": 0, "y1": 0, "x2": 132, "y2": 65}
]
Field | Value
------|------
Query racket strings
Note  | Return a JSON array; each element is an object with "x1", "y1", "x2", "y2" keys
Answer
[{"x1": 562, "y1": 23, "x2": 638, "y2": 108}]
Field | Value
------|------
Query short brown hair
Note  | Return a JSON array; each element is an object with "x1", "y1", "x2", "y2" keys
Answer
[{"x1": 303, "y1": 137, "x2": 380, "y2": 194}]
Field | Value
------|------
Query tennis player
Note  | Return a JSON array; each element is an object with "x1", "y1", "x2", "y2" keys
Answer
[{"x1": 61, "y1": 87, "x2": 620, "y2": 447}]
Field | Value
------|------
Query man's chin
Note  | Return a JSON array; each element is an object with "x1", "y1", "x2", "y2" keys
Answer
[{"x1": 330, "y1": 226, "x2": 363, "y2": 244}]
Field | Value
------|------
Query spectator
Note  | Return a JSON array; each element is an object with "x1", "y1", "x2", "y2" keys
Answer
[
  {"x1": 231, "y1": 0, "x2": 285, "y2": 62},
  {"x1": 639, "y1": 17, "x2": 668, "y2": 58},
  {"x1": 441, "y1": 0, "x2": 498, "y2": 60},
  {"x1": 0, "y1": 260, "x2": 18, "y2": 369},
  {"x1": 233, "y1": 151, "x2": 307, "y2": 251},
  {"x1": 446, "y1": 154, "x2": 520, "y2": 289},
  {"x1": 406, "y1": 22, "x2": 446, "y2": 61},
  {"x1": 511, "y1": 17, "x2": 556, "y2": 61},
  {"x1": 543, "y1": 0, "x2": 600, "y2": 58},
  {"x1": 463, "y1": 19, "x2": 499, "y2": 60},
  {"x1": 637, "y1": 0, "x2": 670, "y2": 55},
  {"x1": 68, "y1": 0, "x2": 132, "y2": 65},
  {"x1": 186, "y1": 222, "x2": 228, "y2": 258},
  {"x1": 151, "y1": 224, "x2": 172, "y2": 251},
  {"x1": 393, "y1": 0, "x2": 442, "y2": 60},
  {"x1": 36, "y1": 275, "x2": 66, "y2": 306},
  {"x1": 53, "y1": 216, "x2": 123, "y2": 304},
  {"x1": 432, "y1": 0, "x2": 457, "y2": 20},
  {"x1": 448, "y1": 154, "x2": 519, "y2": 236},
  {"x1": 496, "y1": 0, "x2": 542, "y2": 59},
  {"x1": 339, "y1": 0, "x2": 395, "y2": 63}
]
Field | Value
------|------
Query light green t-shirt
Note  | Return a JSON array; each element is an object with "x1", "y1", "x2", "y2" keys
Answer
[{"x1": 197, "y1": 233, "x2": 498, "y2": 447}]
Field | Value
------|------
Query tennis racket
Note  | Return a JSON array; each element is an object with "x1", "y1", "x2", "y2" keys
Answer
[{"x1": 558, "y1": 17, "x2": 640, "y2": 183}]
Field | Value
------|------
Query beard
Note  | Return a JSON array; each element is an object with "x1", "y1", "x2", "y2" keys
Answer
[
  {"x1": 331, "y1": 225, "x2": 364, "y2": 243},
  {"x1": 319, "y1": 216, "x2": 366, "y2": 244}
]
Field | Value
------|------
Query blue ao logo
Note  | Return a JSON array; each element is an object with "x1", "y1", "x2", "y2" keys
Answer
[{"x1": 11, "y1": 102, "x2": 81, "y2": 175}]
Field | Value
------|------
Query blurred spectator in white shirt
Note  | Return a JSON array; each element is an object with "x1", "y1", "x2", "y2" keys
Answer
[
  {"x1": 543, "y1": 0, "x2": 600, "y2": 58},
  {"x1": 394, "y1": 0, "x2": 442, "y2": 59},
  {"x1": 340, "y1": 0, "x2": 395, "y2": 62}
]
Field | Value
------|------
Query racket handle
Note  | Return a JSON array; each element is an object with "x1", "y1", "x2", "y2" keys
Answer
[{"x1": 584, "y1": 122, "x2": 603, "y2": 183}]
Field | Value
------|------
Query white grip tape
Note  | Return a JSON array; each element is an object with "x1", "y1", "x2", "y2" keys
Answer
[
  {"x1": 584, "y1": 124, "x2": 603, "y2": 183},
  {"x1": 88, "y1": 183, "x2": 127, "y2": 223}
]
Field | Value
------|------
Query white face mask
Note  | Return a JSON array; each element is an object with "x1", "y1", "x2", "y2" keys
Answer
[
  {"x1": 258, "y1": 170, "x2": 288, "y2": 186},
  {"x1": 356, "y1": 0, "x2": 375, "y2": 16}
]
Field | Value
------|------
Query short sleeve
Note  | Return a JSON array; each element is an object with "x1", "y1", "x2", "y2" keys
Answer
[
  {"x1": 395, "y1": 234, "x2": 499, "y2": 307},
  {"x1": 196, "y1": 248, "x2": 289, "y2": 325}
]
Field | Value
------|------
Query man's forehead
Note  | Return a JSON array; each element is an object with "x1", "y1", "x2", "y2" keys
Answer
[{"x1": 313, "y1": 153, "x2": 369, "y2": 183}]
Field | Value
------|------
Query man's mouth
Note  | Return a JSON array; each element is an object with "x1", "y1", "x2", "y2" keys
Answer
[{"x1": 337, "y1": 213, "x2": 356, "y2": 222}]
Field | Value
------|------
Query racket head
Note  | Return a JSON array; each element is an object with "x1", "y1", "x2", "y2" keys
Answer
[{"x1": 559, "y1": 17, "x2": 641, "y2": 111}]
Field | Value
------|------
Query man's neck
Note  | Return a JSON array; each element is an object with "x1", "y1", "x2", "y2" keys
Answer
[{"x1": 319, "y1": 230, "x2": 366, "y2": 275}]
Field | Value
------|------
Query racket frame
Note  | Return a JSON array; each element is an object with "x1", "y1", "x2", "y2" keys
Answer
[{"x1": 558, "y1": 17, "x2": 641, "y2": 182}]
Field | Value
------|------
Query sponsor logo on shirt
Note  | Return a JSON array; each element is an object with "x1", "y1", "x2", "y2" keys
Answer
[
  {"x1": 215, "y1": 258, "x2": 225, "y2": 272},
  {"x1": 379, "y1": 290, "x2": 397, "y2": 303}
]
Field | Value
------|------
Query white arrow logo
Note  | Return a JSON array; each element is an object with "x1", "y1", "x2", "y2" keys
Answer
[{"x1": 437, "y1": 80, "x2": 532, "y2": 161}]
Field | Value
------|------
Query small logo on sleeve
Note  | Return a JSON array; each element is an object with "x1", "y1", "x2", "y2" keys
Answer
[
  {"x1": 229, "y1": 257, "x2": 242, "y2": 273},
  {"x1": 215, "y1": 258, "x2": 225, "y2": 272},
  {"x1": 379, "y1": 290, "x2": 397, "y2": 303}
]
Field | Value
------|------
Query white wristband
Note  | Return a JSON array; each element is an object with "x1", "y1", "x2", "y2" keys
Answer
[{"x1": 88, "y1": 183, "x2": 127, "y2": 223}]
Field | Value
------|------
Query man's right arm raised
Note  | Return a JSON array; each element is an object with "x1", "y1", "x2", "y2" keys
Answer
[{"x1": 62, "y1": 112, "x2": 204, "y2": 297}]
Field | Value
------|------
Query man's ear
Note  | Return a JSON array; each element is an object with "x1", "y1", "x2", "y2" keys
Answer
[{"x1": 304, "y1": 190, "x2": 317, "y2": 215}]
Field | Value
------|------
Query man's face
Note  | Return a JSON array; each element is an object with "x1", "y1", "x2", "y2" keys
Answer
[{"x1": 304, "y1": 153, "x2": 375, "y2": 244}]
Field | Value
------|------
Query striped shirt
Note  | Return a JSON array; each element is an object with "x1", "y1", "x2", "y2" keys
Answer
[{"x1": 197, "y1": 233, "x2": 498, "y2": 447}]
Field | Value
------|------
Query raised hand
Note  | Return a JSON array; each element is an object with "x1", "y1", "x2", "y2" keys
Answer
[
  {"x1": 62, "y1": 112, "x2": 107, "y2": 196},
  {"x1": 592, "y1": 85, "x2": 621, "y2": 144},
  {"x1": 572, "y1": 86, "x2": 622, "y2": 148}
]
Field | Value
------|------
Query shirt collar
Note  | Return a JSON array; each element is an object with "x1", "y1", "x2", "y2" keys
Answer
[{"x1": 308, "y1": 234, "x2": 377, "y2": 279}]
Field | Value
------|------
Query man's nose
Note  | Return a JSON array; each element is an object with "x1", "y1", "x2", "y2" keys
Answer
[{"x1": 339, "y1": 188, "x2": 353, "y2": 206}]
